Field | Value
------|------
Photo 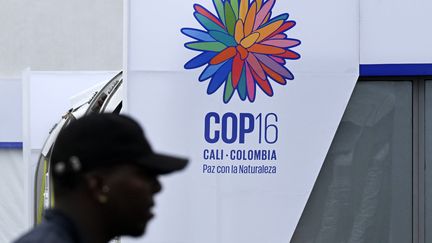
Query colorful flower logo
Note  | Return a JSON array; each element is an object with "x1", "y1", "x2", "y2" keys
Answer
[{"x1": 182, "y1": 0, "x2": 301, "y2": 103}]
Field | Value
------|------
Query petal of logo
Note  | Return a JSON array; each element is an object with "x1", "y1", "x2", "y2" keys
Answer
[{"x1": 182, "y1": 0, "x2": 301, "y2": 103}]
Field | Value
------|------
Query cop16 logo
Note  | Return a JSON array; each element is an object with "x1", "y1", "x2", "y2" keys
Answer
[
  {"x1": 204, "y1": 112, "x2": 278, "y2": 144},
  {"x1": 182, "y1": 0, "x2": 301, "y2": 103}
]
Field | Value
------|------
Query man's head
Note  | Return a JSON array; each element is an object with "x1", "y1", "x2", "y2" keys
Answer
[{"x1": 50, "y1": 113, "x2": 188, "y2": 237}]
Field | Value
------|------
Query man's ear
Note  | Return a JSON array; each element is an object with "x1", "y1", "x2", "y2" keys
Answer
[{"x1": 83, "y1": 172, "x2": 108, "y2": 203}]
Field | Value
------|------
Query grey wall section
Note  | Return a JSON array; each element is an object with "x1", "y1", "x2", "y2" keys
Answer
[
  {"x1": 0, "y1": 150, "x2": 25, "y2": 243},
  {"x1": 0, "y1": 0, "x2": 123, "y2": 77}
]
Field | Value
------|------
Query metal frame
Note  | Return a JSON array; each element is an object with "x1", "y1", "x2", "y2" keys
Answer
[{"x1": 413, "y1": 78, "x2": 425, "y2": 243}]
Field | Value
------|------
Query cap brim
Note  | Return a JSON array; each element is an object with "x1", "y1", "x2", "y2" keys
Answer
[{"x1": 138, "y1": 153, "x2": 188, "y2": 175}]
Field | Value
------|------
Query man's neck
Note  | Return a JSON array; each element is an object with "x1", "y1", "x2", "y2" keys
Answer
[{"x1": 55, "y1": 198, "x2": 113, "y2": 243}]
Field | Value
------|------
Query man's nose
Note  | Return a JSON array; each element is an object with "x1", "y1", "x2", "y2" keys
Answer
[{"x1": 152, "y1": 177, "x2": 162, "y2": 193}]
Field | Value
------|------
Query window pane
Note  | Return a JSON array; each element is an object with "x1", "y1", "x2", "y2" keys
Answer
[
  {"x1": 291, "y1": 81, "x2": 412, "y2": 243},
  {"x1": 425, "y1": 81, "x2": 432, "y2": 242}
]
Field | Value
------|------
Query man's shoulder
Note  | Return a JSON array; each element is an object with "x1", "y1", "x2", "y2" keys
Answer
[{"x1": 14, "y1": 221, "x2": 74, "y2": 243}]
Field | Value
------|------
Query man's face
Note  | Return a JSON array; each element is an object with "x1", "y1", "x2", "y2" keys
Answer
[{"x1": 100, "y1": 164, "x2": 162, "y2": 237}]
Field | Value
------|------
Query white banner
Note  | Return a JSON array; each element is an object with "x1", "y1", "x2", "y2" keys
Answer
[{"x1": 125, "y1": 0, "x2": 359, "y2": 242}]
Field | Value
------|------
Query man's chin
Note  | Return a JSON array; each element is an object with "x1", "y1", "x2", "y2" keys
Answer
[
  {"x1": 125, "y1": 222, "x2": 148, "y2": 237},
  {"x1": 127, "y1": 230, "x2": 146, "y2": 237},
  {"x1": 118, "y1": 214, "x2": 154, "y2": 238}
]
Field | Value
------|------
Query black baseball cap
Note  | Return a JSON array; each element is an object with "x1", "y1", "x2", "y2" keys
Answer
[{"x1": 51, "y1": 113, "x2": 188, "y2": 176}]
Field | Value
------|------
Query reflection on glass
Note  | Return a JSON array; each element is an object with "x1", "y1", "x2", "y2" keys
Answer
[{"x1": 291, "y1": 82, "x2": 412, "y2": 243}]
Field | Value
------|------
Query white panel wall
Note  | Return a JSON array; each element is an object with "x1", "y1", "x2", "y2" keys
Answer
[
  {"x1": 360, "y1": 0, "x2": 432, "y2": 64},
  {"x1": 0, "y1": 79, "x2": 22, "y2": 142},
  {"x1": 24, "y1": 71, "x2": 117, "y2": 150},
  {"x1": 22, "y1": 71, "x2": 117, "y2": 227}
]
